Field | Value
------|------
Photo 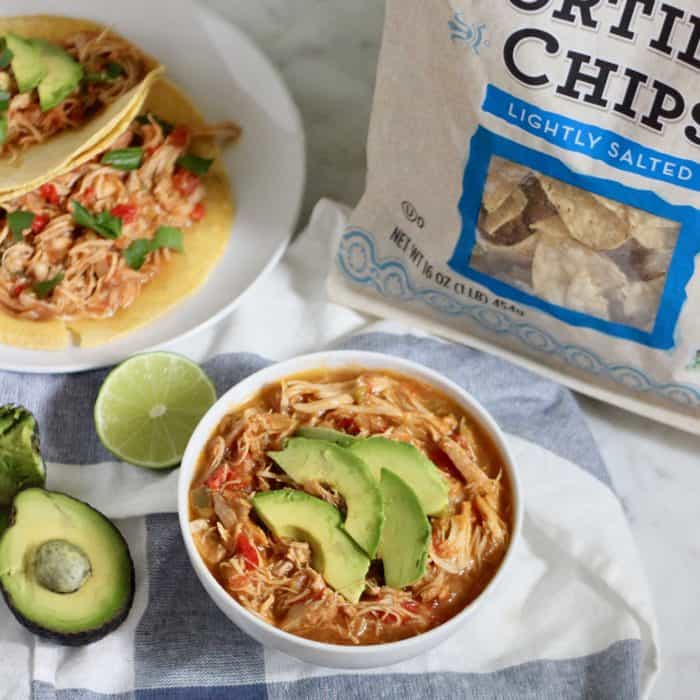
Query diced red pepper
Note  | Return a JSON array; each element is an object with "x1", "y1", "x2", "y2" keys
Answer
[
  {"x1": 205, "y1": 464, "x2": 230, "y2": 490},
  {"x1": 144, "y1": 146, "x2": 158, "y2": 158},
  {"x1": 168, "y1": 125, "x2": 190, "y2": 148},
  {"x1": 31, "y1": 214, "x2": 49, "y2": 234},
  {"x1": 190, "y1": 202, "x2": 206, "y2": 222},
  {"x1": 335, "y1": 417, "x2": 360, "y2": 436},
  {"x1": 173, "y1": 168, "x2": 200, "y2": 197},
  {"x1": 39, "y1": 183, "x2": 59, "y2": 205},
  {"x1": 235, "y1": 533, "x2": 259, "y2": 570},
  {"x1": 11, "y1": 283, "x2": 27, "y2": 298},
  {"x1": 110, "y1": 203, "x2": 138, "y2": 225}
]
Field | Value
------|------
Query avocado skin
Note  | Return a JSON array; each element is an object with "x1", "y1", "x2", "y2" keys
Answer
[
  {"x1": 0, "y1": 491, "x2": 136, "y2": 646},
  {"x1": 1, "y1": 572, "x2": 135, "y2": 646},
  {"x1": 0, "y1": 404, "x2": 46, "y2": 506}
]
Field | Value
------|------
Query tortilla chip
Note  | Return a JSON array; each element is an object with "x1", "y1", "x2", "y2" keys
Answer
[
  {"x1": 566, "y1": 272, "x2": 611, "y2": 319},
  {"x1": 618, "y1": 277, "x2": 665, "y2": 329},
  {"x1": 591, "y1": 194, "x2": 629, "y2": 221},
  {"x1": 537, "y1": 175, "x2": 629, "y2": 250},
  {"x1": 529, "y1": 214, "x2": 570, "y2": 240},
  {"x1": 481, "y1": 187, "x2": 528, "y2": 235},
  {"x1": 482, "y1": 157, "x2": 532, "y2": 212},
  {"x1": 475, "y1": 228, "x2": 539, "y2": 262},
  {"x1": 628, "y1": 209, "x2": 679, "y2": 250},
  {"x1": 532, "y1": 232, "x2": 627, "y2": 318},
  {"x1": 67, "y1": 79, "x2": 234, "y2": 347},
  {"x1": 0, "y1": 16, "x2": 163, "y2": 195}
]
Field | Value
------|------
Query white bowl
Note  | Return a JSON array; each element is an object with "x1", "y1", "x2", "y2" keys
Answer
[{"x1": 178, "y1": 351, "x2": 523, "y2": 669}]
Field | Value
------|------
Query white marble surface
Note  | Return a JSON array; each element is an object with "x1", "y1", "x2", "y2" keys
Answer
[{"x1": 201, "y1": 2, "x2": 699, "y2": 697}]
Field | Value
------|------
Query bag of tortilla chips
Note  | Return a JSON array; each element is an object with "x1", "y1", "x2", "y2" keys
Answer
[{"x1": 329, "y1": 0, "x2": 700, "y2": 434}]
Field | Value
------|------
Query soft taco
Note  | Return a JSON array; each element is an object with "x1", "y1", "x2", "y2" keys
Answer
[
  {"x1": 0, "y1": 79, "x2": 240, "y2": 349},
  {"x1": 0, "y1": 15, "x2": 163, "y2": 195}
]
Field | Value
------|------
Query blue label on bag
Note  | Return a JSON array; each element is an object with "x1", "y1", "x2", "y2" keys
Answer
[{"x1": 448, "y1": 94, "x2": 700, "y2": 349}]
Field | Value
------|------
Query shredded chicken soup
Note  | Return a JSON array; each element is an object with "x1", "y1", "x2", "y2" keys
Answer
[{"x1": 190, "y1": 368, "x2": 513, "y2": 646}]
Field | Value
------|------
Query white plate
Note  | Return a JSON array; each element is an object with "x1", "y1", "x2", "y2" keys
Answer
[{"x1": 0, "y1": 2, "x2": 305, "y2": 373}]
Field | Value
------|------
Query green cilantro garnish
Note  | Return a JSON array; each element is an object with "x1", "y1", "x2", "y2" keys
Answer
[
  {"x1": 7, "y1": 211, "x2": 35, "y2": 242},
  {"x1": 0, "y1": 114, "x2": 7, "y2": 147},
  {"x1": 175, "y1": 154, "x2": 213, "y2": 176},
  {"x1": 0, "y1": 90, "x2": 10, "y2": 112},
  {"x1": 101, "y1": 147, "x2": 143, "y2": 171},
  {"x1": 122, "y1": 239, "x2": 151, "y2": 271},
  {"x1": 153, "y1": 226, "x2": 184, "y2": 251},
  {"x1": 33, "y1": 273, "x2": 64, "y2": 299},
  {"x1": 123, "y1": 226, "x2": 184, "y2": 270},
  {"x1": 71, "y1": 201, "x2": 122, "y2": 239}
]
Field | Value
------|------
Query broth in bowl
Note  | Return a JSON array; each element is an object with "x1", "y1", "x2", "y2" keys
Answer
[{"x1": 189, "y1": 367, "x2": 513, "y2": 646}]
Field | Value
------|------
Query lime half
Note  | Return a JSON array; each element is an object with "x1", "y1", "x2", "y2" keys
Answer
[{"x1": 95, "y1": 352, "x2": 216, "y2": 469}]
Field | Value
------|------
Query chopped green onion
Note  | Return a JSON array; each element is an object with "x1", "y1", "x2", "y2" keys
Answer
[
  {"x1": 124, "y1": 226, "x2": 184, "y2": 270},
  {"x1": 71, "y1": 200, "x2": 122, "y2": 240},
  {"x1": 0, "y1": 114, "x2": 7, "y2": 147},
  {"x1": 101, "y1": 147, "x2": 143, "y2": 171},
  {"x1": 8, "y1": 211, "x2": 35, "y2": 242},
  {"x1": 176, "y1": 154, "x2": 213, "y2": 176},
  {"x1": 33, "y1": 273, "x2": 64, "y2": 299},
  {"x1": 135, "y1": 113, "x2": 173, "y2": 136},
  {"x1": 0, "y1": 89, "x2": 10, "y2": 112}
]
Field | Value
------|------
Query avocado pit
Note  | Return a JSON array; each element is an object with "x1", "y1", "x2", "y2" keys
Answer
[{"x1": 33, "y1": 539, "x2": 92, "y2": 594}]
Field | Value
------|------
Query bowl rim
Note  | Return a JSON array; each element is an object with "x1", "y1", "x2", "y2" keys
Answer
[{"x1": 178, "y1": 350, "x2": 524, "y2": 657}]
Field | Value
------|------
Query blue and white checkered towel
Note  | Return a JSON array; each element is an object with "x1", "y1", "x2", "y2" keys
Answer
[{"x1": 0, "y1": 201, "x2": 658, "y2": 699}]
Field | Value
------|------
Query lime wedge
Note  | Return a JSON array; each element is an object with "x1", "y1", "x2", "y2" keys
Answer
[{"x1": 94, "y1": 352, "x2": 216, "y2": 469}]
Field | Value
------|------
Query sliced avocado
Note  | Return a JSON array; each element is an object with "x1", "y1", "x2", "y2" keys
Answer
[
  {"x1": 0, "y1": 405, "x2": 45, "y2": 507},
  {"x1": 349, "y1": 437, "x2": 448, "y2": 516},
  {"x1": 269, "y1": 438, "x2": 384, "y2": 557},
  {"x1": 252, "y1": 489, "x2": 370, "y2": 602},
  {"x1": 295, "y1": 426, "x2": 359, "y2": 447},
  {"x1": 5, "y1": 34, "x2": 46, "y2": 93},
  {"x1": 32, "y1": 40, "x2": 83, "y2": 112},
  {"x1": 379, "y1": 469, "x2": 430, "y2": 588},
  {"x1": 0, "y1": 488, "x2": 135, "y2": 646}
]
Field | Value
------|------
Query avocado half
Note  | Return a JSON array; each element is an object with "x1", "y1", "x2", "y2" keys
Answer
[{"x1": 0, "y1": 489, "x2": 135, "y2": 646}]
